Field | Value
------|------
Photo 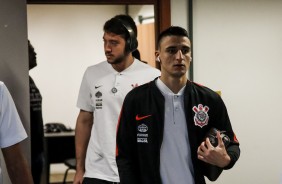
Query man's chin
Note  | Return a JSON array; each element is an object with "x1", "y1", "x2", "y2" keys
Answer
[
  {"x1": 108, "y1": 58, "x2": 124, "y2": 65},
  {"x1": 106, "y1": 58, "x2": 117, "y2": 64},
  {"x1": 106, "y1": 59, "x2": 113, "y2": 63},
  {"x1": 172, "y1": 71, "x2": 187, "y2": 78}
]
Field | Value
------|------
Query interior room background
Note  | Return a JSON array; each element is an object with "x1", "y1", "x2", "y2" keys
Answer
[
  {"x1": 1, "y1": 0, "x2": 282, "y2": 183},
  {"x1": 27, "y1": 4, "x2": 156, "y2": 130}
]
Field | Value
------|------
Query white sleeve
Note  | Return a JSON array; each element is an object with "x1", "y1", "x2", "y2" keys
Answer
[{"x1": 0, "y1": 82, "x2": 27, "y2": 148}]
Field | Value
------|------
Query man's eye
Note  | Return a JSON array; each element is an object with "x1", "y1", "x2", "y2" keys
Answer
[
  {"x1": 167, "y1": 48, "x2": 177, "y2": 54},
  {"x1": 181, "y1": 48, "x2": 190, "y2": 54},
  {"x1": 110, "y1": 41, "x2": 118, "y2": 45}
]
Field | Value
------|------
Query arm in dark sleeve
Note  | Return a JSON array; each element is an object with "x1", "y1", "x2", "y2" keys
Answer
[
  {"x1": 224, "y1": 144, "x2": 240, "y2": 170},
  {"x1": 116, "y1": 95, "x2": 139, "y2": 184},
  {"x1": 215, "y1": 94, "x2": 241, "y2": 170}
]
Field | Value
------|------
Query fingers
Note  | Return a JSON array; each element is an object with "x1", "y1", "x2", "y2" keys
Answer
[
  {"x1": 205, "y1": 136, "x2": 214, "y2": 149},
  {"x1": 216, "y1": 131, "x2": 225, "y2": 148},
  {"x1": 197, "y1": 130, "x2": 231, "y2": 167},
  {"x1": 197, "y1": 138, "x2": 216, "y2": 162},
  {"x1": 197, "y1": 142, "x2": 206, "y2": 161}
]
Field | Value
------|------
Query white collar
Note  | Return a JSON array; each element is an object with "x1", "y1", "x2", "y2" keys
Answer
[{"x1": 156, "y1": 78, "x2": 186, "y2": 96}]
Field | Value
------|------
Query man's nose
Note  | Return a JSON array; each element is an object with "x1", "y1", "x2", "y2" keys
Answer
[
  {"x1": 176, "y1": 50, "x2": 184, "y2": 61},
  {"x1": 104, "y1": 43, "x2": 112, "y2": 52}
]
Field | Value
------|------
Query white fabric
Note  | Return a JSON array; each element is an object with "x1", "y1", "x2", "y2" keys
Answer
[
  {"x1": 156, "y1": 79, "x2": 194, "y2": 184},
  {"x1": 77, "y1": 59, "x2": 160, "y2": 182},
  {"x1": 0, "y1": 82, "x2": 27, "y2": 184}
]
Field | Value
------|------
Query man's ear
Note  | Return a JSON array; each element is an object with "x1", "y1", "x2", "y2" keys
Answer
[
  {"x1": 155, "y1": 51, "x2": 160, "y2": 62},
  {"x1": 156, "y1": 56, "x2": 160, "y2": 62}
]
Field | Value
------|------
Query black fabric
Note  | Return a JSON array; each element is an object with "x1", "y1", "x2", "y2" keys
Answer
[
  {"x1": 201, "y1": 128, "x2": 231, "y2": 181},
  {"x1": 82, "y1": 177, "x2": 119, "y2": 184},
  {"x1": 30, "y1": 76, "x2": 44, "y2": 155},
  {"x1": 116, "y1": 79, "x2": 240, "y2": 184},
  {"x1": 31, "y1": 153, "x2": 44, "y2": 184},
  {"x1": 116, "y1": 18, "x2": 138, "y2": 52},
  {"x1": 29, "y1": 76, "x2": 44, "y2": 184}
]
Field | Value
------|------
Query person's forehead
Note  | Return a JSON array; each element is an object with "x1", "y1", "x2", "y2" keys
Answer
[
  {"x1": 103, "y1": 32, "x2": 124, "y2": 40},
  {"x1": 160, "y1": 35, "x2": 190, "y2": 46}
]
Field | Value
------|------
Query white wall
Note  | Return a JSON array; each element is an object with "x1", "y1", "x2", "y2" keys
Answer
[
  {"x1": 174, "y1": 0, "x2": 282, "y2": 183},
  {"x1": 27, "y1": 5, "x2": 154, "y2": 130},
  {"x1": 27, "y1": 5, "x2": 126, "y2": 129},
  {"x1": 171, "y1": 0, "x2": 188, "y2": 29}
]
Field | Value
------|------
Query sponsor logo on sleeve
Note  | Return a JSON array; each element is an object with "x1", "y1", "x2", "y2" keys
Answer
[
  {"x1": 136, "y1": 114, "x2": 152, "y2": 121},
  {"x1": 137, "y1": 124, "x2": 149, "y2": 143}
]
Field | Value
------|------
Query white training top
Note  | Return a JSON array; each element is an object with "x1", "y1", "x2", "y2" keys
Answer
[
  {"x1": 77, "y1": 59, "x2": 160, "y2": 182},
  {"x1": 0, "y1": 82, "x2": 27, "y2": 184}
]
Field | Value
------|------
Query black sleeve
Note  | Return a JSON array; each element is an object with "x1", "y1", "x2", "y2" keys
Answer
[
  {"x1": 116, "y1": 94, "x2": 139, "y2": 184},
  {"x1": 215, "y1": 94, "x2": 241, "y2": 170},
  {"x1": 224, "y1": 145, "x2": 240, "y2": 170}
]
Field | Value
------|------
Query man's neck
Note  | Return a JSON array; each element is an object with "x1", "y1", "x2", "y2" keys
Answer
[
  {"x1": 111, "y1": 55, "x2": 134, "y2": 72},
  {"x1": 160, "y1": 75, "x2": 187, "y2": 94}
]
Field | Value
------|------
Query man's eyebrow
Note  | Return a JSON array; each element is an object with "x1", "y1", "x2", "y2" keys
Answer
[
  {"x1": 165, "y1": 45, "x2": 190, "y2": 49},
  {"x1": 165, "y1": 46, "x2": 177, "y2": 49}
]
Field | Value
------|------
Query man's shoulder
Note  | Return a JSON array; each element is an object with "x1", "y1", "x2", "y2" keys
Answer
[
  {"x1": 0, "y1": 81, "x2": 7, "y2": 96},
  {"x1": 132, "y1": 61, "x2": 160, "y2": 76},
  {"x1": 127, "y1": 81, "x2": 155, "y2": 98},
  {"x1": 84, "y1": 61, "x2": 110, "y2": 76},
  {"x1": 123, "y1": 81, "x2": 159, "y2": 109},
  {"x1": 87, "y1": 61, "x2": 108, "y2": 70},
  {"x1": 191, "y1": 82, "x2": 216, "y2": 93},
  {"x1": 190, "y1": 82, "x2": 221, "y2": 100},
  {"x1": 134, "y1": 60, "x2": 158, "y2": 70},
  {"x1": 0, "y1": 81, "x2": 4, "y2": 89}
]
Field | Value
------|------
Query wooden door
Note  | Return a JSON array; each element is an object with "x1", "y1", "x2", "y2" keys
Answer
[{"x1": 137, "y1": 23, "x2": 156, "y2": 67}]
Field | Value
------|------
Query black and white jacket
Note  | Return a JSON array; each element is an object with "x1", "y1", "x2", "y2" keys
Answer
[{"x1": 116, "y1": 78, "x2": 240, "y2": 184}]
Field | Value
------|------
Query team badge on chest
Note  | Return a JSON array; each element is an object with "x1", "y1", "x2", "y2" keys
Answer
[{"x1": 192, "y1": 104, "x2": 209, "y2": 128}]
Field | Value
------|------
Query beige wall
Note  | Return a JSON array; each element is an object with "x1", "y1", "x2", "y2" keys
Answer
[{"x1": 179, "y1": 0, "x2": 282, "y2": 183}]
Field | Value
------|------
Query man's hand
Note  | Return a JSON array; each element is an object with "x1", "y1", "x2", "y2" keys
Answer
[
  {"x1": 73, "y1": 169, "x2": 84, "y2": 184},
  {"x1": 197, "y1": 131, "x2": 231, "y2": 168}
]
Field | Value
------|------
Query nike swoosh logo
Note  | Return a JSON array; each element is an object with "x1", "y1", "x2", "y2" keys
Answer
[
  {"x1": 136, "y1": 114, "x2": 152, "y2": 121},
  {"x1": 95, "y1": 85, "x2": 102, "y2": 89}
]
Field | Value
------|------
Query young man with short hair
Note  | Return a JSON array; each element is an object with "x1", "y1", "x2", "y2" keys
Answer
[
  {"x1": 116, "y1": 26, "x2": 240, "y2": 184},
  {"x1": 74, "y1": 15, "x2": 160, "y2": 184}
]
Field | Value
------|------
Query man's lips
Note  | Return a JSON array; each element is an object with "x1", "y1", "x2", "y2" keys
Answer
[
  {"x1": 173, "y1": 64, "x2": 185, "y2": 67},
  {"x1": 106, "y1": 54, "x2": 113, "y2": 58}
]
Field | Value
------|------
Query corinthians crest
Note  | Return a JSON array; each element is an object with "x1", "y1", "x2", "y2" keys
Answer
[{"x1": 192, "y1": 104, "x2": 209, "y2": 128}]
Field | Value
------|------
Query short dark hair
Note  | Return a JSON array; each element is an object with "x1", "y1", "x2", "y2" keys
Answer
[
  {"x1": 157, "y1": 26, "x2": 189, "y2": 49},
  {"x1": 103, "y1": 14, "x2": 138, "y2": 52}
]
